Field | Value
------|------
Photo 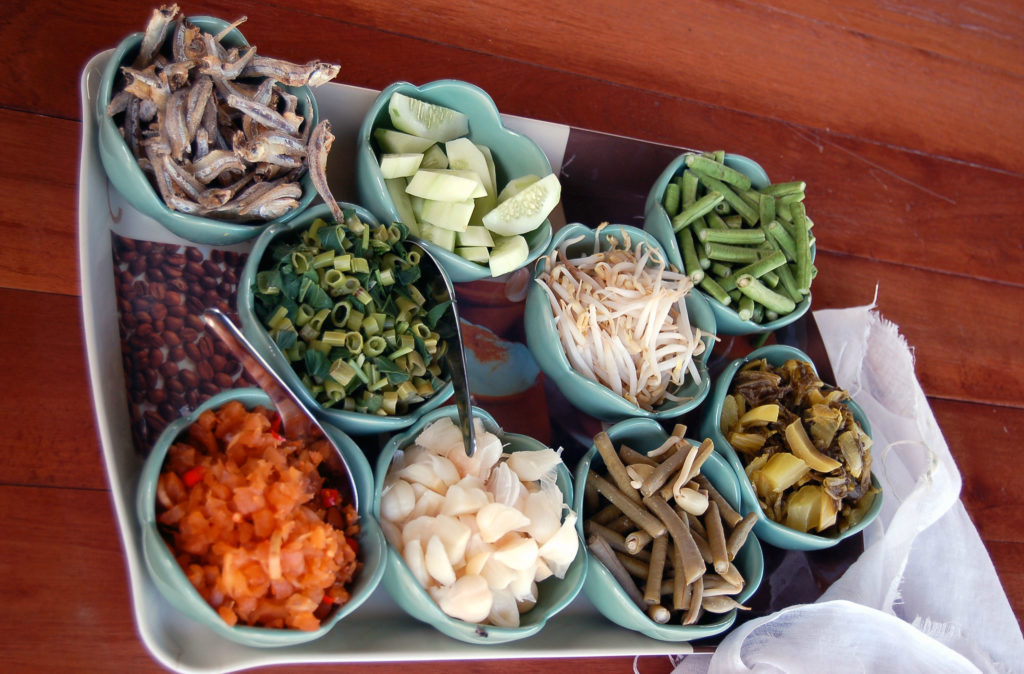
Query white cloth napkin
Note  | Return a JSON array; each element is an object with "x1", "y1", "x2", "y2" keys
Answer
[{"x1": 671, "y1": 304, "x2": 1024, "y2": 673}]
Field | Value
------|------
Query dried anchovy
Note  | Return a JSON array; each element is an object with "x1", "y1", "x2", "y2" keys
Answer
[{"x1": 108, "y1": 4, "x2": 341, "y2": 222}]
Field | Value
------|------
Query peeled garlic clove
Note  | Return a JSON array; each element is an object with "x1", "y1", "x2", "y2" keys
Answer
[
  {"x1": 537, "y1": 510, "x2": 580, "y2": 578},
  {"x1": 381, "y1": 518, "x2": 403, "y2": 550},
  {"x1": 493, "y1": 534, "x2": 539, "y2": 571},
  {"x1": 416, "y1": 416, "x2": 463, "y2": 454},
  {"x1": 399, "y1": 461, "x2": 446, "y2": 493},
  {"x1": 464, "y1": 530, "x2": 491, "y2": 561},
  {"x1": 488, "y1": 587, "x2": 520, "y2": 628},
  {"x1": 486, "y1": 462, "x2": 526, "y2": 507},
  {"x1": 401, "y1": 515, "x2": 438, "y2": 547},
  {"x1": 507, "y1": 565, "x2": 537, "y2": 602},
  {"x1": 440, "y1": 482, "x2": 490, "y2": 517},
  {"x1": 403, "y1": 538, "x2": 431, "y2": 588},
  {"x1": 480, "y1": 555, "x2": 515, "y2": 590},
  {"x1": 533, "y1": 557, "x2": 553, "y2": 582},
  {"x1": 476, "y1": 502, "x2": 531, "y2": 543},
  {"x1": 410, "y1": 488, "x2": 446, "y2": 519},
  {"x1": 380, "y1": 479, "x2": 417, "y2": 523},
  {"x1": 434, "y1": 514, "x2": 472, "y2": 566},
  {"x1": 429, "y1": 454, "x2": 461, "y2": 488},
  {"x1": 425, "y1": 534, "x2": 456, "y2": 587},
  {"x1": 435, "y1": 574, "x2": 493, "y2": 624},
  {"x1": 517, "y1": 586, "x2": 538, "y2": 614},
  {"x1": 523, "y1": 490, "x2": 562, "y2": 545},
  {"x1": 465, "y1": 549, "x2": 491, "y2": 576},
  {"x1": 507, "y1": 447, "x2": 562, "y2": 482}
]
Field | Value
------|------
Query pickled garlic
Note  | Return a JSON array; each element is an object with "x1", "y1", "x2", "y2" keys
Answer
[{"x1": 381, "y1": 417, "x2": 579, "y2": 626}]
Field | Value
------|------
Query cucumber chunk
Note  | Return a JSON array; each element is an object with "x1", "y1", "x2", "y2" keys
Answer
[
  {"x1": 388, "y1": 92, "x2": 469, "y2": 142},
  {"x1": 374, "y1": 128, "x2": 435, "y2": 154},
  {"x1": 405, "y1": 169, "x2": 482, "y2": 202},
  {"x1": 497, "y1": 174, "x2": 542, "y2": 203},
  {"x1": 483, "y1": 173, "x2": 561, "y2": 236},
  {"x1": 488, "y1": 234, "x2": 529, "y2": 277},
  {"x1": 458, "y1": 225, "x2": 495, "y2": 248},
  {"x1": 418, "y1": 222, "x2": 458, "y2": 251},
  {"x1": 379, "y1": 153, "x2": 423, "y2": 179},
  {"x1": 446, "y1": 138, "x2": 495, "y2": 196},
  {"x1": 385, "y1": 177, "x2": 420, "y2": 235},
  {"x1": 421, "y1": 198, "x2": 475, "y2": 232},
  {"x1": 420, "y1": 143, "x2": 449, "y2": 170},
  {"x1": 456, "y1": 246, "x2": 490, "y2": 263}
]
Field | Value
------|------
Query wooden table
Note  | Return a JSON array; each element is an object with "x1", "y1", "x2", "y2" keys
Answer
[{"x1": 2, "y1": 1, "x2": 1021, "y2": 671}]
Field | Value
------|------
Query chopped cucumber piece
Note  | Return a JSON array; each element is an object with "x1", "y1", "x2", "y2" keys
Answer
[
  {"x1": 497, "y1": 174, "x2": 542, "y2": 203},
  {"x1": 409, "y1": 194, "x2": 425, "y2": 220},
  {"x1": 488, "y1": 234, "x2": 529, "y2": 277},
  {"x1": 405, "y1": 169, "x2": 483, "y2": 202},
  {"x1": 379, "y1": 153, "x2": 423, "y2": 179},
  {"x1": 385, "y1": 177, "x2": 420, "y2": 235},
  {"x1": 374, "y1": 128, "x2": 435, "y2": 154},
  {"x1": 456, "y1": 246, "x2": 490, "y2": 264},
  {"x1": 388, "y1": 92, "x2": 469, "y2": 142},
  {"x1": 418, "y1": 222, "x2": 458, "y2": 251},
  {"x1": 458, "y1": 225, "x2": 495, "y2": 248},
  {"x1": 477, "y1": 144, "x2": 498, "y2": 198},
  {"x1": 420, "y1": 143, "x2": 449, "y2": 170},
  {"x1": 421, "y1": 198, "x2": 475, "y2": 232},
  {"x1": 446, "y1": 138, "x2": 495, "y2": 196},
  {"x1": 483, "y1": 173, "x2": 561, "y2": 236}
]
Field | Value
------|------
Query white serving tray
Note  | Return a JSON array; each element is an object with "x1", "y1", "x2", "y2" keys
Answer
[{"x1": 78, "y1": 50, "x2": 693, "y2": 673}]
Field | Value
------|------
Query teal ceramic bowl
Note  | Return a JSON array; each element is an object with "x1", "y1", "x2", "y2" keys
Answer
[
  {"x1": 643, "y1": 153, "x2": 814, "y2": 335},
  {"x1": 356, "y1": 79, "x2": 554, "y2": 282},
  {"x1": 574, "y1": 418, "x2": 764, "y2": 641},
  {"x1": 699, "y1": 344, "x2": 883, "y2": 551},
  {"x1": 524, "y1": 223, "x2": 716, "y2": 422},
  {"x1": 135, "y1": 388, "x2": 386, "y2": 648},
  {"x1": 373, "y1": 405, "x2": 587, "y2": 644},
  {"x1": 237, "y1": 202, "x2": 454, "y2": 436},
  {"x1": 96, "y1": 16, "x2": 318, "y2": 245}
]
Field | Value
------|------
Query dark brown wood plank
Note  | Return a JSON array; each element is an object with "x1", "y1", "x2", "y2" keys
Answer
[
  {"x1": 271, "y1": 0, "x2": 1024, "y2": 173},
  {"x1": 0, "y1": 110, "x2": 80, "y2": 296},
  {"x1": 811, "y1": 251, "x2": 1024, "y2": 407},
  {"x1": 760, "y1": 0, "x2": 1024, "y2": 79},
  {"x1": 0, "y1": 289, "x2": 108, "y2": 490},
  {"x1": 2, "y1": 1, "x2": 1023, "y2": 173}
]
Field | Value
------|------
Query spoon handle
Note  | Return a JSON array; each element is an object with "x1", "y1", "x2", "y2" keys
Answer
[{"x1": 407, "y1": 241, "x2": 477, "y2": 457}]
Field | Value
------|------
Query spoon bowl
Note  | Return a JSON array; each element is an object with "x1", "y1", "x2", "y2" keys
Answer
[{"x1": 202, "y1": 308, "x2": 358, "y2": 509}]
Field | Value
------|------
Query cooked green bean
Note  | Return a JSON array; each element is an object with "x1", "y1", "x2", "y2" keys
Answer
[
  {"x1": 589, "y1": 471, "x2": 667, "y2": 538},
  {"x1": 671, "y1": 191, "x2": 723, "y2": 232},
  {"x1": 660, "y1": 152, "x2": 815, "y2": 322},
  {"x1": 644, "y1": 535, "x2": 669, "y2": 605},
  {"x1": 736, "y1": 274, "x2": 796, "y2": 315}
]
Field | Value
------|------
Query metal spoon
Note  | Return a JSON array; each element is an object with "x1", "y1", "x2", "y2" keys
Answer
[
  {"x1": 406, "y1": 240, "x2": 477, "y2": 457},
  {"x1": 201, "y1": 308, "x2": 359, "y2": 509}
]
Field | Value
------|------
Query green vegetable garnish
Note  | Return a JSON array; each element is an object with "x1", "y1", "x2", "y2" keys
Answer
[{"x1": 254, "y1": 212, "x2": 450, "y2": 415}]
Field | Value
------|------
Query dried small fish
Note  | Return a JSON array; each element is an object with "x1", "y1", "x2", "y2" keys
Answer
[
  {"x1": 308, "y1": 119, "x2": 344, "y2": 223},
  {"x1": 108, "y1": 5, "x2": 341, "y2": 222},
  {"x1": 241, "y1": 56, "x2": 341, "y2": 88},
  {"x1": 133, "y1": 4, "x2": 179, "y2": 68}
]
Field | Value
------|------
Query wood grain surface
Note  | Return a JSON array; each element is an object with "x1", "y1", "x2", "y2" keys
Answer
[{"x1": 0, "y1": 0, "x2": 1020, "y2": 671}]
